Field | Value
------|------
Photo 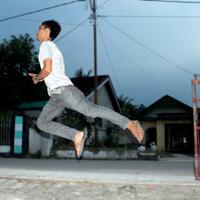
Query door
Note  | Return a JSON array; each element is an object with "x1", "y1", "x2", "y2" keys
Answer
[{"x1": 165, "y1": 123, "x2": 193, "y2": 153}]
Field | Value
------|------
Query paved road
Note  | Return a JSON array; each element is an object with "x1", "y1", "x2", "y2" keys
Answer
[
  {"x1": 0, "y1": 156, "x2": 200, "y2": 200},
  {"x1": 0, "y1": 157, "x2": 195, "y2": 183}
]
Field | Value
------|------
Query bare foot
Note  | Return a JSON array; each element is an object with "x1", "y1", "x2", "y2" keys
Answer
[
  {"x1": 128, "y1": 120, "x2": 144, "y2": 143},
  {"x1": 73, "y1": 131, "x2": 84, "y2": 158}
]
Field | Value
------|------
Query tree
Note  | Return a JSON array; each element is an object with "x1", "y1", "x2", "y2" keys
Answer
[
  {"x1": 74, "y1": 68, "x2": 92, "y2": 78},
  {"x1": 0, "y1": 34, "x2": 47, "y2": 110},
  {"x1": 118, "y1": 95, "x2": 145, "y2": 119}
]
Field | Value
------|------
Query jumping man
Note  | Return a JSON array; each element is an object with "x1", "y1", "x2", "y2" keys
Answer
[{"x1": 29, "y1": 20, "x2": 144, "y2": 159}]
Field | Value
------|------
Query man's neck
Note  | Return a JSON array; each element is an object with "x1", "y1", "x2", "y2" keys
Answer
[{"x1": 40, "y1": 38, "x2": 51, "y2": 44}]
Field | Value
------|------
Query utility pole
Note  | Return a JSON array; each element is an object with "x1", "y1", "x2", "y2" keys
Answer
[
  {"x1": 90, "y1": 0, "x2": 98, "y2": 146},
  {"x1": 192, "y1": 74, "x2": 200, "y2": 180}
]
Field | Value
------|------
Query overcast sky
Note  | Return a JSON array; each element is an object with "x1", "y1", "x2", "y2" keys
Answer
[{"x1": 1, "y1": 0, "x2": 200, "y2": 107}]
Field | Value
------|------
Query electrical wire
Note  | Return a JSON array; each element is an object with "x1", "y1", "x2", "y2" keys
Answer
[
  {"x1": 101, "y1": 17, "x2": 194, "y2": 75},
  {"x1": 97, "y1": 0, "x2": 110, "y2": 9},
  {"x1": 98, "y1": 24, "x2": 175, "y2": 94},
  {"x1": 0, "y1": 0, "x2": 86, "y2": 23},
  {"x1": 2, "y1": 17, "x2": 80, "y2": 26},
  {"x1": 55, "y1": 17, "x2": 89, "y2": 42},
  {"x1": 100, "y1": 15, "x2": 200, "y2": 18},
  {"x1": 140, "y1": 0, "x2": 200, "y2": 4},
  {"x1": 97, "y1": 26, "x2": 123, "y2": 95}
]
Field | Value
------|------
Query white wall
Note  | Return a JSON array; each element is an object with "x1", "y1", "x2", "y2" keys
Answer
[
  {"x1": 29, "y1": 128, "x2": 41, "y2": 154},
  {"x1": 29, "y1": 128, "x2": 53, "y2": 156}
]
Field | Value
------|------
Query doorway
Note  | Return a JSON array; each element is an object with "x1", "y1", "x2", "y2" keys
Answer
[{"x1": 165, "y1": 123, "x2": 193, "y2": 153}]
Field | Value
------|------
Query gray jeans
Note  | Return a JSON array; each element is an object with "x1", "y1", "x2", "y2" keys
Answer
[{"x1": 37, "y1": 85, "x2": 130, "y2": 141}]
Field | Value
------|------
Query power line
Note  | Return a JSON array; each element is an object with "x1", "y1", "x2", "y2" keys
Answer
[
  {"x1": 100, "y1": 15, "x2": 200, "y2": 18},
  {"x1": 0, "y1": 0, "x2": 86, "y2": 23},
  {"x1": 3, "y1": 17, "x2": 80, "y2": 26},
  {"x1": 97, "y1": 26, "x2": 123, "y2": 95},
  {"x1": 97, "y1": 0, "x2": 110, "y2": 9},
  {"x1": 101, "y1": 17, "x2": 194, "y2": 75},
  {"x1": 140, "y1": 0, "x2": 200, "y2": 3},
  {"x1": 55, "y1": 17, "x2": 89, "y2": 42},
  {"x1": 99, "y1": 23, "x2": 175, "y2": 95}
]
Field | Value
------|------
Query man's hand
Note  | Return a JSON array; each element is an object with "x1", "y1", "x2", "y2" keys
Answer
[
  {"x1": 29, "y1": 73, "x2": 43, "y2": 84},
  {"x1": 29, "y1": 73, "x2": 38, "y2": 84}
]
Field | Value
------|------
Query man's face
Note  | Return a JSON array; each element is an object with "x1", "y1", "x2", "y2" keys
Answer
[{"x1": 36, "y1": 25, "x2": 50, "y2": 42}]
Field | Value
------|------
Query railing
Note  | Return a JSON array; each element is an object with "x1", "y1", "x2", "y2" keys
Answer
[{"x1": 0, "y1": 112, "x2": 13, "y2": 154}]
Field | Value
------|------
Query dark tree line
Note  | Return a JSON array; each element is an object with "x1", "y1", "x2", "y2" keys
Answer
[{"x1": 0, "y1": 34, "x2": 48, "y2": 110}]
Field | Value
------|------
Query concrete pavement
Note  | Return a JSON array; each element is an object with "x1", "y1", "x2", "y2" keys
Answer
[
  {"x1": 0, "y1": 155, "x2": 197, "y2": 184},
  {"x1": 0, "y1": 155, "x2": 200, "y2": 199}
]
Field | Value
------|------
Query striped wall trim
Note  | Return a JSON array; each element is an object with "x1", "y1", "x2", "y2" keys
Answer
[{"x1": 14, "y1": 116, "x2": 23, "y2": 154}]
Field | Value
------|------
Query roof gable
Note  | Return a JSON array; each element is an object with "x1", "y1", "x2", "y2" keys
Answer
[
  {"x1": 71, "y1": 75, "x2": 109, "y2": 97},
  {"x1": 140, "y1": 95, "x2": 192, "y2": 120}
]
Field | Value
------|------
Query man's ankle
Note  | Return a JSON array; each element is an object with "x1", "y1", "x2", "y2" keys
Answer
[{"x1": 74, "y1": 131, "x2": 84, "y2": 142}]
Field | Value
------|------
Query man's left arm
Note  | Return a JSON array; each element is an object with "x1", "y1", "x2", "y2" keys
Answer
[{"x1": 29, "y1": 58, "x2": 52, "y2": 84}]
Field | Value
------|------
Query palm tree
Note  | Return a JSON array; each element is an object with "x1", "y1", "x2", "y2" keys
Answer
[
  {"x1": 118, "y1": 95, "x2": 145, "y2": 119},
  {"x1": 74, "y1": 68, "x2": 92, "y2": 78}
]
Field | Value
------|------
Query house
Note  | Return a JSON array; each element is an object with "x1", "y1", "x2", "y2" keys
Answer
[
  {"x1": 1, "y1": 81, "x2": 195, "y2": 157},
  {"x1": 139, "y1": 95, "x2": 194, "y2": 153},
  {"x1": 18, "y1": 75, "x2": 128, "y2": 155}
]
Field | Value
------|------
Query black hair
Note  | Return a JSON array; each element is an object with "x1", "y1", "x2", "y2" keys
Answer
[{"x1": 41, "y1": 20, "x2": 61, "y2": 41}]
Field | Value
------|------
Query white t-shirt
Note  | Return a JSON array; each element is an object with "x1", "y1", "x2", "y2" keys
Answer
[{"x1": 38, "y1": 41, "x2": 73, "y2": 95}]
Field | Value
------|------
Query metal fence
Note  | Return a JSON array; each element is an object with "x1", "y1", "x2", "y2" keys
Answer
[{"x1": 0, "y1": 112, "x2": 13, "y2": 154}]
